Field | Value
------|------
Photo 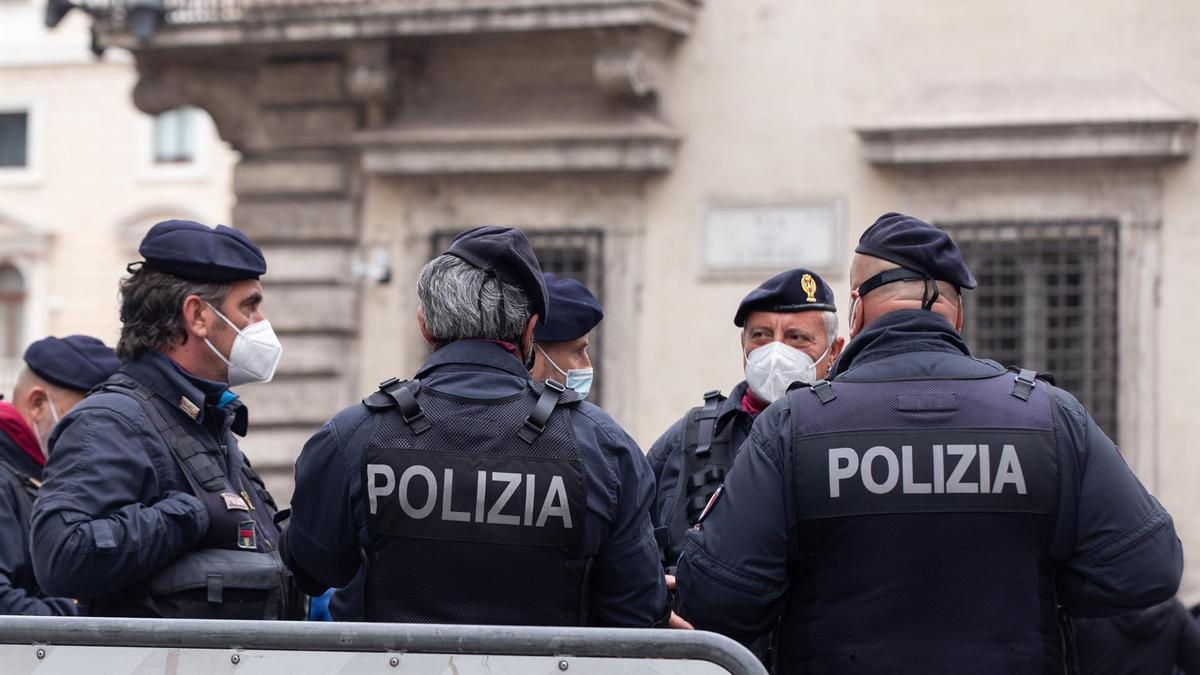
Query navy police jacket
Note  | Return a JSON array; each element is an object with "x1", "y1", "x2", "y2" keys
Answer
[
  {"x1": 676, "y1": 310, "x2": 1182, "y2": 673},
  {"x1": 30, "y1": 352, "x2": 277, "y2": 616},
  {"x1": 0, "y1": 428, "x2": 76, "y2": 615},
  {"x1": 281, "y1": 339, "x2": 668, "y2": 627}
]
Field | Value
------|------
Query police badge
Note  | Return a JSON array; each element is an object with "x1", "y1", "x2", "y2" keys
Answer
[{"x1": 801, "y1": 273, "x2": 818, "y2": 303}]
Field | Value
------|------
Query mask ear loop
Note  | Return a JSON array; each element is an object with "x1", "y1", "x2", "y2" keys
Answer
[{"x1": 535, "y1": 344, "x2": 569, "y2": 378}]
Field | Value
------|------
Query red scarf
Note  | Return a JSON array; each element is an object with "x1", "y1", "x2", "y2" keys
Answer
[
  {"x1": 481, "y1": 340, "x2": 522, "y2": 359},
  {"x1": 0, "y1": 402, "x2": 44, "y2": 467},
  {"x1": 740, "y1": 388, "x2": 769, "y2": 416}
]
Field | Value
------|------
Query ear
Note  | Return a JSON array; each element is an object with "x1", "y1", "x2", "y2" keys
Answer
[
  {"x1": 27, "y1": 386, "x2": 47, "y2": 415},
  {"x1": 954, "y1": 301, "x2": 965, "y2": 332},
  {"x1": 519, "y1": 314, "x2": 539, "y2": 357},
  {"x1": 848, "y1": 294, "x2": 865, "y2": 339},
  {"x1": 182, "y1": 294, "x2": 213, "y2": 340},
  {"x1": 416, "y1": 308, "x2": 436, "y2": 347},
  {"x1": 829, "y1": 336, "x2": 846, "y2": 363}
]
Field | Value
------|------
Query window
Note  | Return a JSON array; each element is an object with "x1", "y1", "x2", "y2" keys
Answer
[
  {"x1": 941, "y1": 220, "x2": 1119, "y2": 438},
  {"x1": 0, "y1": 112, "x2": 28, "y2": 168},
  {"x1": 153, "y1": 107, "x2": 200, "y2": 164},
  {"x1": 0, "y1": 264, "x2": 26, "y2": 361},
  {"x1": 431, "y1": 229, "x2": 607, "y2": 403}
]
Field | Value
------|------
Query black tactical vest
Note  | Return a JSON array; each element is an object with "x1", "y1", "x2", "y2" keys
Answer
[
  {"x1": 361, "y1": 377, "x2": 590, "y2": 625},
  {"x1": 776, "y1": 370, "x2": 1075, "y2": 674},
  {"x1": 662, "y1": 390, "x2": 739, "y2": 566},
  {"x1": 98, "y1": 374, "x2": 299, "y2": 620}
]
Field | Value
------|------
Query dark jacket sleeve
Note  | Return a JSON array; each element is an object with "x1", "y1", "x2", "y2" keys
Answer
[
  {"x1": 576, "y1": 406, "x2": 669, "y2": 628},
  {"x1": 646, "y1": 417, "x2": 685, "y2": 528},
  {"x1": 0, "y1": 481, "x2": 76, "y2": 616},
  {"x1": 30, "y1": 406, "x2": 210, "y2": 599},
  {"x1": 281, "y1": 406, "x2": 372, "y2": 596},
  {"x1": 675, "y1": 401, "x2": 792, "y2": 643},
  {"x1": 1177, "y1": 599, "x2": 1200, "y2": 672},
  {"x1": 1051, "y1": 389, "x2": 1183, "y2": 617}
]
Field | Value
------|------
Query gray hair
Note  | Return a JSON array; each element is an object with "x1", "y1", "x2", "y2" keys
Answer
[
  {"x1": 417, "y1": 254, "x2": 532, "y2": 345},
  {"x1": 821, "y1": 310, "x2": 839, "y2": 347}
]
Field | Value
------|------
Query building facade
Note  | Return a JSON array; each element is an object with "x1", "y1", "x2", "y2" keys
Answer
[
  {"x1": 0, "y1": 0, "x2": 236, "y2": 393},
  {"x1": 14, "y1": 0, "x2": 1200, "y2": 602}
]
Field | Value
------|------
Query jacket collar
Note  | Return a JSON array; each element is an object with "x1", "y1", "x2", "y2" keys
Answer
[
  {"x1": 121, "y1": 352, "x2": 247, "y2": 434},
  {"x1": 416, "y1": 339, "x2": 531, "y2": 380},
  {"x1": 831, "y1": 310, "x2": 986, "y2": 381},
  {"x1": 714, "y1": 380, "x2": 754, "y2": 435}
]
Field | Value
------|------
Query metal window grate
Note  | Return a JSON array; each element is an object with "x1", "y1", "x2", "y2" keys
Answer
[
  {"x1": 940, "y1": 220, "x2": 1119, "y2": 438},
  {"x1": 431, "y1": 229, "x2": 606, "y2": 404}
]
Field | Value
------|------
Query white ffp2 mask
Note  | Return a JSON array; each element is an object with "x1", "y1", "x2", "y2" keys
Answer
[
  {"x1": 744, "y1": 341, "x2": 830, "y2": 404},
  {"x1": 204, "y1": 304, "x2": 283, "y2": 387}
]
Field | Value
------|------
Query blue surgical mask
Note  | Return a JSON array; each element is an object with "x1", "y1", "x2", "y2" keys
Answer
[{"x1": 536, "y1": 344, "x2": 594, "y2": 399}]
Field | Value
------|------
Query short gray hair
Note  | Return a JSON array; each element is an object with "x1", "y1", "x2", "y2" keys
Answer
[
  {"x1": 417, "y1": 254, "x2": 532, "y2": 345},
  {"x1": 821, "y1": 310, "x2": 839, "y2": 347}
]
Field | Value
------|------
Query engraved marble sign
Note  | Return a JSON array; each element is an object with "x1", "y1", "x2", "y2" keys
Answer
[{"x1": 702, "y1": 202, "x2": 841, "y2": 274}]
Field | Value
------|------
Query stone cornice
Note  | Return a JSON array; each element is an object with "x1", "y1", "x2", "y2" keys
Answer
[
  {"x1": 857, "y1": 118, "x2": 1197, "y2": 166},
  {"x1": 358, "y1": 123, "x2": 679, "y2": 174},
  {"x1": 94, "y1": 0, "x2": 701, "y2": 50}
]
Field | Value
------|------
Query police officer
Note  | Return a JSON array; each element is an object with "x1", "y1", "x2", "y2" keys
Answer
[
  {"x1": 675, "y1": 213, "x2": 1183, "y2": 673},
  {"x1": 529, "y1": 273, "x2": 603, "y2": 398},
  {"x1": 282, "y1": 226, "x2": 669, "y2": 627},
  {"x1": 31, "y1": 219, "x2": 296, "y2": 619},
  {"x1": 647, "y1": 268, "x2": 843, "y2": 568},
  {"x1": 0, "y1": 336, "x2": 119, "y2": 615}
]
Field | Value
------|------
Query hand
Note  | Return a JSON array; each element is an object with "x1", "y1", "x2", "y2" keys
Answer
[
  {"x1": 664, "y1": 575, "x2": 693, "y2": 629},
  {"x1": 668, "y1": 611, "x2": 694, "y2": 630}
]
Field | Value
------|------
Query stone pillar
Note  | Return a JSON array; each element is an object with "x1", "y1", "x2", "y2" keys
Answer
[{"x1": 130, "y1": 53, "x2": 373, "y2": 503}]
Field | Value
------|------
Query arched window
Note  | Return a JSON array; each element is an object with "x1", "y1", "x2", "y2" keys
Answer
[{"x1": 0, "y1": 263, "x2": 24, "y2": 360}]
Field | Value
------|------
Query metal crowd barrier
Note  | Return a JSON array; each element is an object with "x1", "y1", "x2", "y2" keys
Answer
[{"x1": 0, "y1": 616, "x2": 767, "y2": 674}]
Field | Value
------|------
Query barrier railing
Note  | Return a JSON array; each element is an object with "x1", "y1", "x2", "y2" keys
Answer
[{"x1": 0, "y1": 616, "x2": 767, "y2": 674}]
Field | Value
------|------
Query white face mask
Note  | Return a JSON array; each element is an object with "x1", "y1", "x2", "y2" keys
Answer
[
  {"x1": 536, "y1": 344, "x2": 594, "y2": 399},
  {"x1": 744, "y1": 341, "x2": 831, "y2": 404},
  {"x1": 204, "y1": 303, "x2": 283, "y2": 387}
]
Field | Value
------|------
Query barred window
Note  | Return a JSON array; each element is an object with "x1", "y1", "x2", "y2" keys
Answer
[
  {"x1": 940, "y1": 220, "x2": 1119, "y2": 438},
  {"x1": 431, "y1": 229, "x2": 606, "y2": 404}
]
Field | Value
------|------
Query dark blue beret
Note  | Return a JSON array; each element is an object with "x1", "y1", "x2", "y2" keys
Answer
[
  {"x1": 855, "y1": 213, "x2": 977, "y2": 290},
  {"x1": 137, "y1": 219, "x2": 266, "y2": 283},
  {"x1": 445, "y1": 226, "x2": 548, "y2": 322},
  {"x1": 24, "y1": 335, "x2": 121, "y2": 392},
  {"x1": 734, "y1": 268, "x2": 837, "y2": 328},
  {"x1": 534, "y1": 274, "x2": 603, "y2": 342}
]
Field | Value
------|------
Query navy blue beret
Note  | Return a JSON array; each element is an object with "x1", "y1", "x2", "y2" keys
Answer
[
  {"x1": 734, "y1": 268, "x2": 837, "y2": 327},
  {"x1": 534, "y1": 274, "x2": 603, "y2": 342},
  {"x1": 24, "y1": 335, "x2": 121, "y2": 392},
  {"x1": 445, "y1": 226, "x2": 549, "y2": 322},
  {"x1": 137, "y1": 219, "x2": 266, "y2": 283},
  {"x1": 855, "y1": 213, "x2": 977, "y2": 290}
]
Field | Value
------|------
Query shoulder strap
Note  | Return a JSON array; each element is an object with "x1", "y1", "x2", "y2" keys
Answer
[
  {"x1": 1012, "y1": 369, "x2": 1038, "y2": 401},
  {"x1": 518, "y1": 379, "x2": 568, "y2": 444},
  {"x1": 376, "y1": 377, "x2": 431, "y2": 435},
  {"x1": 0, "y1": 459, "x2": 34, "y2": 523},
  {"x1": 692, "y1": 390, "x2": 725, "y2": 459},
  {"x1": 809, "y1": 379, "x2": 836, "y2": 404},
  {"x1": 100, "y1": 375, "x2": 227, "y2": 492}
]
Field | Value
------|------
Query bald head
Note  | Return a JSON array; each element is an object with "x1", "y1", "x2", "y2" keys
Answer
[
  {"x1": 11, "y1": 368, "x2": 86, "y2": 459},
  {"x1": 848, "y1": 254, "x2": 964, "y2": 337}
]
